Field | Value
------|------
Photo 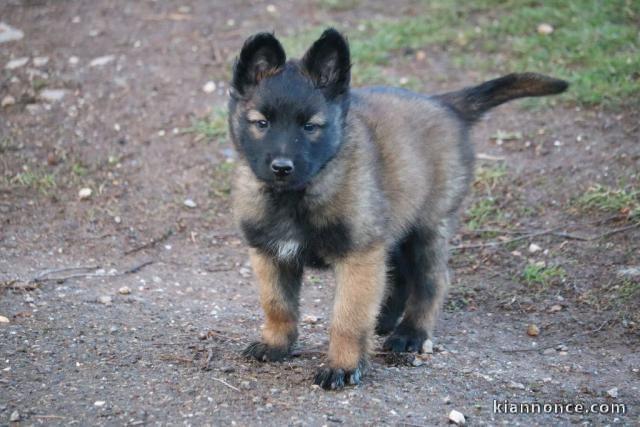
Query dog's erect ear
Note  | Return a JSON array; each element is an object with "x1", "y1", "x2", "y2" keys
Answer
[
  {"x1": 232, "y1": 32, "x2": 286, "y2": 96},
  {"x1": 302, "y1": 28, "x2": 351, "y2": 98}
]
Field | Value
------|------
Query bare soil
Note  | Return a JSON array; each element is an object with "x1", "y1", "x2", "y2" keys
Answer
[{"x1": 1, "y1": 1, "x2": 638, "y2": 425}]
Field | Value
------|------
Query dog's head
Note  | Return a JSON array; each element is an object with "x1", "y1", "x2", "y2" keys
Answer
[{"x1": 228, "y1": 29, "x2": 351, "y2": 191}]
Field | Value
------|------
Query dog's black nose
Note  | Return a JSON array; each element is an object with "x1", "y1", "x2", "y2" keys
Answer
[{"x1": 270, "y1": 158, "x2": 294, "y2": 177}]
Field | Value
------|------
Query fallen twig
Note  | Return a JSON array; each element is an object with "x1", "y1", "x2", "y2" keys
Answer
[
  {"x1": 124, "y1": 229, "x2": 173, "y2": 255},
  {"x1": 212, "y1": 377, "x2": 241, "y2": 392},
  {"x1": 202, "y1": 348, "x2": 215, "y2": 371},
  {"x1": 453, "y1": 228, "x2": 559, "y2": 250},
  {"x1": 31, "y1": 261, "x2": 154, "y2": 284}
]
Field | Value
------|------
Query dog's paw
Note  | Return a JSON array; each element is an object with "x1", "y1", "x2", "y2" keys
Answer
[
  {"x1": 313, "y1": 367, "x2": 361, "y2": 390},
  {"x1": 313, "y1": 359, "x2": 367, "y2": 390},
  {"x1": 382, "y1": 325, "x2": 428, "y2": 353},
  {"x1": 242, "y1": 341, "x2": 289, "y2": 362}
]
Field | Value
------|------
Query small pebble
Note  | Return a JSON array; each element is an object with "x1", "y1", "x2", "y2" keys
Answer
[
  {"x1": 94, "y1": 400, "x2": 106, "y2": 407},
  {"x1": 537, "y1": 23, "x2": 554, "y2": 35},
  {"x1": 98, "y1": 296, "x2": 112, "y2": 305},
  {"x1": 448, "y1": 409, "x2": 465, "y2": 425},
  {"x1": 5, "y1": 57, "x2": 29, "y2": 70},
  {"x1": 33, "y1": 56, "x2": 49, "y2": 67},
  {"x1": 509, "y1": 380, "x2": 525, "y2": 390},
  {"x1": 89, "y1": 55, "x2": 115, "y2": 67},
  {"x1": 549, "y1": 304, "x2": 562, "y2": 313},
  {"x1": 39, "y1": 89, "x2": 67, "y2": 102},
  {"x1": 118, "y1": 286, "x2": 131, "y2": 295},
  {"x1": 183, "y1": 199, "x2": 197, "y2": 208},
  {"x1": 10, "y1": 410, "x2": 20, "y2": 422},
  {"x1": 78, "y1": 187, "x2": 93, "y2": 200},
  {"x1": 203, "y1": 81, "x2": 217, "y2": 93},
  {"x1": 0, "y1": 315, "x2": 9, "y2": 324},
  {"x1": 266, "y1": 4, "x2": 277, "y2": 13},
  {"x1": 1, "y1": 95, "x2": 15, "y2": 108},
  {"x1": 302, "y1": 315, "x2": 319, "y2": 324},
  {"x1": 543, "y1": 348, "x2": 556, "y2": 355},
  {"x1": 69, "y1": 56, "x2": 79, "y2": 65},
  {"x1": 528, "y1": 243, "x2": 542, "y2": 253},
  {"x1": 606, "y1": 387, "x2": 618, "y2": 398},
  {"x1": 527, "y1": 324, "x2": 540, "y2": 337}
]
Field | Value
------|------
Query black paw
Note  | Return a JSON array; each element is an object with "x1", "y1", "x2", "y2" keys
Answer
[
  {"x1": 383, "y1": 325, "x2": 428, "y2": 353},
  {"x1": 313, "y1": 366, "x2": 363, "y2": 390},
  {"x1": 242, "y1": 341, "x2": 289, "y2": 362}
]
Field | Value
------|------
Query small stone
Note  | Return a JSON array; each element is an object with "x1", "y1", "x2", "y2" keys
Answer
[
  {"x1": 239, "y1": 267, "x2": 252, "y2": 278},
  {"x1": 69, "y1": 56, "x2": 79, "y2": 65},
  {"x1": 5, "y1": 57, "x2": 29, "y2": 70},
  {"x1": 118, "y1": 286, "x2": 131, "y2": 295},
  {"x1": 0, "y1": 315, "x2": 9, "y2": 324},
  {"x1": 527, "y1": 324, "x2": 540, "y2": 337},
  {"x1": 266, "y1": 4, "x2": 277, "y2": 13},
  {"x1": 98, "y1": 296, "x2": 112, "y2": 305},
  {"x1": 203, "y1": 81, "x2": 217, "y2": 93},
  {"x1": 33, "y1": 56, "x2": 49, "y2": 67},
  {"x1": 422, "y1": 339, "x2": 434, "y2": 354},
  {"x1": 537, "y1": 23, "x2": 554, "y2": 35},
  {"x1": 606, "y1": 387, "x2": 618, "y2": 398},
  {"x1": 448, "y1": 409, "x2": 466, "y2": 425},
  {"x1": 10, "y1": 410, "x2": 20, "y2": 422},
  {"x1": 549, "y1": 304, "x2": 562, "y2": 313},
  {"x1": 543, "y1": 348, "x2": 555, "y2": 355},
  {"x1": 89, "y1": 55, "x2": 115, "y2": 67},
  {"x1": 78, "y1": 187, "x2": 93, "y2": 200},
  {"x1": 509, "y1": 380, "x2": 525, "y2": 390},
  {"x1": 415, "y1": 50, "x2": 427, "y2": 61},
  {"x1": 183, "y1": 198, "x2": 197, "y2": 208},
  {"x1": 39, "y1": 89, "x2": 67, "y2": 102},
  {"x1": 94, "y1": 400, "x2": 106, "y2": 407},
  {"x1": 528, "y1": 243, "x2": 542, "y2": 253},
  {"x1": 302, "y1": 315, "x2": 319, "y2": 324},
  {"x1": 399, "y1": 76, "x2": 409, "y2": 85},
  {"x1": 0, "y1": 22, "x2": 24, "y2": 44},
  {"x1": 198, "y1": 332, "x2": 207, "y2": 340},
  {"x1": 1, "y1": 95, "x2": 15, "y2": 108}
]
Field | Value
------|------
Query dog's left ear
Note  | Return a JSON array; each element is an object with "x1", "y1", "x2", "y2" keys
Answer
[
  {"x1": 302, "y1": 28, "x2": 351, "y2": 99},
  {"x1": 232, "y1": 32, "x2": 286, "y2": 97}
]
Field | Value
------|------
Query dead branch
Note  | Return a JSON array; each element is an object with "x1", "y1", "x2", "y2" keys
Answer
[{"x1": 124, "y1": 229, "x2": 173, "y2": 255}]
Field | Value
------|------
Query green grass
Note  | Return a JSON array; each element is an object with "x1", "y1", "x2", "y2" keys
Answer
[
  {"x1": 284, "y1": 0, "x2": 639, "y2": 106},
  {"x1": 577, "y1": 184, "x2": 639, "y2": 219},
  {"x1": 465, "y1": 198, "x2": 503, "y2": 230},
  {"x1": 474, "y1": 164, "x2": 507, "y2": 192},
  {"x1": 522, "y1": 263, "x2": 566, "y2": 286},
  {"x1": 617, "y1": 279, "x2": 640, "y2": 301},
  {"x1": 185, "y1": 107, "x2": 228, "y2": 143},
  {"x1": 11, "y1": 171, "x2": 57, "y2": 194}
]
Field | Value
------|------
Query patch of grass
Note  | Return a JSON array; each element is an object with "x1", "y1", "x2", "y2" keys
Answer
[
  {"x1": 283, "y1": 0, "x2": 639, "y2": 106},
  {"x1": 474, "y1": 163, "x2": 507, "y2": 193},
  {"x1": 317, "y1": 0, "x2": 360, "y2": 12},
  {"x1": 210, "y1": 161, "x2": 235, "y2": 197},
  {"x1": 576, "y1": 184, "x2": 639, "y2": 220},
  {"x1": 71, "y1": 162, "x2": 88, "y2": 177},
  {"x1": 617, "y1": 279, "x2": 640, "y2": 301},
  {"x1": 186, "y1": 107, "x2": 228, "y2": 143},
  {"x1": 11, "y1": 170, "x2": 57, "y2": 194},
  {"x1": 522, "y1": 263, "x2": 566, "y2": 286},
  {"x1": 465, "y1": 198, "x2": 502, "y2": 230}
]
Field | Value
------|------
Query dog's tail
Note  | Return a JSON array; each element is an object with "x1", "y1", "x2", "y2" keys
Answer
[{"x1": 434, "y1": 72, "x2": 568, "y2": 123}]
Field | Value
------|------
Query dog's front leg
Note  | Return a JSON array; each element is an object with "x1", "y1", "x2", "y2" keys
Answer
[
  {"x1": 243, "y1": 248, "x2": 303, "y2": 362},
  {"x1": 314, "y1": 244, "x2": 387, "y2": 390}
]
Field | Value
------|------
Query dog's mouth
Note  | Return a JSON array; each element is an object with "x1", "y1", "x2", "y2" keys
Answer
[{"x1": 269, "y1": 177, "x2": 309, "y2": 192}]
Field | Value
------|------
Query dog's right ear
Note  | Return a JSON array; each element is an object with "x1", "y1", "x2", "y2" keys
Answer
[{"x1": 231, "y1": 32, "x2": 286, "y2": 97}]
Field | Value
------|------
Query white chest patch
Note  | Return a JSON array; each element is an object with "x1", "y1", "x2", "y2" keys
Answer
[{"x1": 273, "y1": 240, "x2": 301, "y2": 261}]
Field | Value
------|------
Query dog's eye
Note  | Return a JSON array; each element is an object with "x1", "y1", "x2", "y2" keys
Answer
[
  {"x1": 303, "y1": 123, "x2": 317, "y2": 132},
  {"x1": 255, "y1": 120, "x2": 269, "y2": 129}
]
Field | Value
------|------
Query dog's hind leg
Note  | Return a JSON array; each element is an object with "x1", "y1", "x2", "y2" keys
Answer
[
  {"x1": 242, "y1": 248, "x2": 303, "y2": 362},
  {"x1": 375, "y1": 241, "x2": 411, "y2": 335},
  {"x1": 383, "y1": 223, "x2": 450, "y2": 353}
]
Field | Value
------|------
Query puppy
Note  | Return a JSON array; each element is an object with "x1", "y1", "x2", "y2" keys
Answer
[{"x1": 227, "y1": 28, "x2": 567, "y2": 390}]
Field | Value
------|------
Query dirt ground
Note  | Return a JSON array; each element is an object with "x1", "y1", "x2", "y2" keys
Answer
[{"x1": 1, "y1": 1, "x2": 638, "y2": 425}]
